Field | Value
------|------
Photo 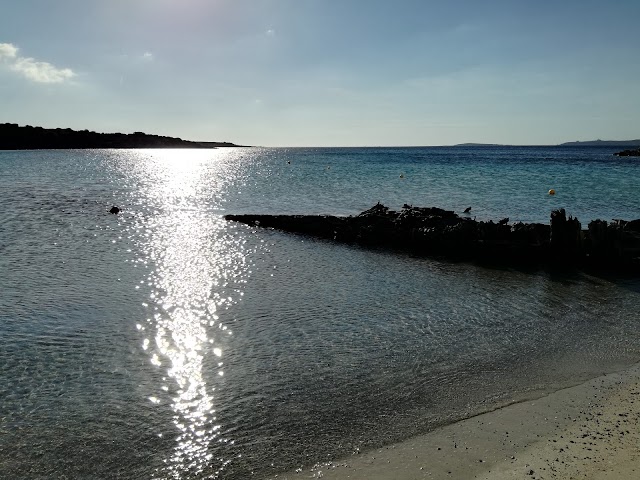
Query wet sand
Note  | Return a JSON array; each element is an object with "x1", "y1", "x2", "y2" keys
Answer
[{"x1": 273, "y1": 364, "x2": 640, "y2": 480}]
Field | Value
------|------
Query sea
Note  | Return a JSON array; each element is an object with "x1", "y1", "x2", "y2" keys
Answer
[{"x1": 1, "y1": 146, "x2": 639, "y2": 479}]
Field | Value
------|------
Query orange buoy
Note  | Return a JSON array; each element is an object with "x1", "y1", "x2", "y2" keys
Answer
[{"x1": 548, "y1": 189, "x2": 556, "y2": 195}]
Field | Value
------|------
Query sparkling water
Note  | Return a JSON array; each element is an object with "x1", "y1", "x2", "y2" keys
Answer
[{"x1": 1, "y1": 147, "x2": 639, "y2": 479}]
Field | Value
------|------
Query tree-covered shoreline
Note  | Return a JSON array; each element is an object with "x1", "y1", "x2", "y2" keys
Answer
[{"x1": 0, "y1": 123, "x2": 242, "y2": 149}]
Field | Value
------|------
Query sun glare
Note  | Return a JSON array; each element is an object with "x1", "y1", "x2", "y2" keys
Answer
[{"x1": 123, "y1": 149, "x2": 249, "y2": 477}]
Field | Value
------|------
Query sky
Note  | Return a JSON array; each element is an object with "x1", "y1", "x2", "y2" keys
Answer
[{"x1": 1, "y1": 0, "x2": 639, "y2": 146}]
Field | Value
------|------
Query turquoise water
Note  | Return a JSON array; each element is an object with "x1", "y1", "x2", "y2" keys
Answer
[
  {"x1": 220, "y1": 146, "x2": 640, "y2": 223},
  {"x1": 1, "y1": 147, "x2": 639, "y2": 479}
]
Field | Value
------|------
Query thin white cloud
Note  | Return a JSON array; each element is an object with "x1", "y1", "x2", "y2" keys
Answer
[
  {"x1": 266, "y1": 29, "x2": 275, "y2": 36},
  {"x1": 0, "y1": 42, "x2": 75, "y2": 83},
  {"x1": 142, "y1": 52, "x2": 154, "y2": 60}
]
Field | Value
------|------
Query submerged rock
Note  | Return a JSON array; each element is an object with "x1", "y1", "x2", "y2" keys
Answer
[{"x1": 614, "y1": 148, "x2": 640, "y2": 157}]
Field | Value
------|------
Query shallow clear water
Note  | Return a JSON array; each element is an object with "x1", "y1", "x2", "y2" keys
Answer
[{"x1": 1, "y1": 147, "x2": 639, "y2": 479}]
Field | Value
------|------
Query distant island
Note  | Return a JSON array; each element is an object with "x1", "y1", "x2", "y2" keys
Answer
[
  {"x1": 453, "y1": 143, "x2": 504, "y2": 147},
  {"x1": 0, "y1": 123, "x2": 244, "y2": 150},
  {"x1": 559, "y1": 139, "x2": 640, "y2": 147},
  {"x1": 455, "y1": 139, "x2": 640, "y2": 148}
]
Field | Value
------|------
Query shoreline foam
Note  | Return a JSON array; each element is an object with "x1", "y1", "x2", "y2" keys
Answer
[{"x1": 272, "y1": 363, "x2": 640, "y2": 479}]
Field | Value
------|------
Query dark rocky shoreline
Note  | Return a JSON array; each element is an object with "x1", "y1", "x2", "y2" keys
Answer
[{"x1": 226, "y1": 203, "x2": 640, "y2": 274}]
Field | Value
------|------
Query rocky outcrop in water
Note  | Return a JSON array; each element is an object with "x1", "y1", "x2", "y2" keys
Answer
[
  {"x1": 614, "y1": 148, "x2": 640, "y2": 157},
  {"x1": 225, "y1": 204, "x2": 640, "y2": 273}
]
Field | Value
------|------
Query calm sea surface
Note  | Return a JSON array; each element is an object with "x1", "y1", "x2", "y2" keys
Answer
[{"x1": 1, "y1": 146, "x2": 639, "y2": 479}]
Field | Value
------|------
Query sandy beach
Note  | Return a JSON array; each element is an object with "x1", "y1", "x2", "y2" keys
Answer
[{"x1": 274, "y1": 364, "x2": 640, "y2": 480}]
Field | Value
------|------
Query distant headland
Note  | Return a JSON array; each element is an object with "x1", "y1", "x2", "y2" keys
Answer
[
  {"x1": 454, "y1": 139, "x2": 640, "y2": 148},
  {"x1": 559, "y1": 139, "x2": 640, "y2": 147},
  {"x1": 0, "y1": 123, "x2": 245, "y2": 150}
]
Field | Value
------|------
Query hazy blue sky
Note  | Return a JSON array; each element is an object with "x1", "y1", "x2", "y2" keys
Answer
[{"x1": 1, "y1": 0, "x2": 639, "y2": 146}]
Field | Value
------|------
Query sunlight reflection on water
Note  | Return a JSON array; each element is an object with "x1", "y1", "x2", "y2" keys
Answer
[{"x1": 122, "y1": 150, "x2": 249, "y2": 478}]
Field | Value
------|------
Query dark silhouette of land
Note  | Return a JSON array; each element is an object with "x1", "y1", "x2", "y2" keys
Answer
[
  {"x1": 454, "y1": 140, "x2": 640, "y2": 148},
  {"x1": 560, "y1": 139, "x2": 640, "y2": 147},
  {"x1": 0, "y1": 123, "x2": 244, "y2": 150},
  {"x1": 454, "y1": 143, "x2": 504, "y2": 147}
]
